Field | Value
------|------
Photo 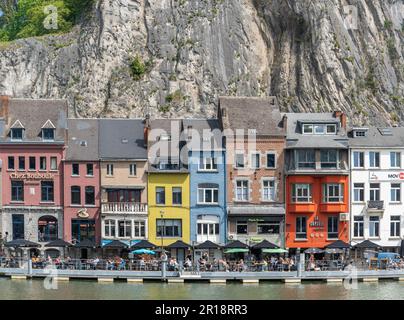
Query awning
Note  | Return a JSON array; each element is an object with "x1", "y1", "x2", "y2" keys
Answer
[
  {"x1": 262, "y1": 248, "x2": 288, "y2": 254},
  {"x1": 223, "y1": 240, "x2": 249, "y2": 249},
  {"x1": 45, "y1": 239, "x2": 73, "y2": 248},
  {"x1": 224, "y1": 248, "x2": 249, "y2": 254},
  {"x1": 166, "y1": 240, "x2": 192, "y2": 249},
  {"x1": 102, "y1": 240, "x2": 128, "y2": 249},
  {"x1": 227, "y1": 205, "x2": 285, "y2": 216},
  {"x1": 353, "y1": 240, "x2": 380, "y2": 249},
  {"x1": 4, "y1": 239, "x2": 40, "y2": 248},
  {"x1": 130, "y1": 240, "x2": 157, "y2": 250},
  {"x1": 194, "y1": 240, "x2": 222, "y2": 250},
  {"x1": 326, "y1": 240, "x2": 351, "y2": 249},
  {"x1": 252, "y1": 240, "x2": 278, "y2": 249},
  {"x1": 131, "y1": 249, "x2": 156, "y2": 255},
  {"x1": 74, "y1": 239, "x2": 97, "y2": 248},
  {"x1": 304, "y1": 248, "x2": 324, "y2": 254}
]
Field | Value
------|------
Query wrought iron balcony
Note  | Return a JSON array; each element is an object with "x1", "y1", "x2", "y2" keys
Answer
[{"x1": 101, "y1": 202, "x2": 148, "y2": 215}]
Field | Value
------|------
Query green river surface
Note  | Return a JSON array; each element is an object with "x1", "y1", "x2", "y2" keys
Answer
[{"x1": 0, "y1": 278, "x2": 403, "y2": 300}]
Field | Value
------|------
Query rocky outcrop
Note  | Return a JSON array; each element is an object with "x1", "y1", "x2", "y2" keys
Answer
[{"x1": 0, "y1": 0, "x2": 403, "y2": 125}]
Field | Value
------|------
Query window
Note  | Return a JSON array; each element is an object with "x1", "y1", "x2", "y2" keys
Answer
[
  {"x1": 257, "y1": 222, "x2": 280, "y2": 234},
  {"x1": 72, "y1": 163, "x2": 79, "y2": 176},
  {"x1": 302, "y1": 124, "x2": 313, "y2": 134},
  {"x1": 370, "y1": 183, "x2": 380, "y2": 201},
  {"x1": 266, "y1": 153, "x2": 276, "y2": 169},
  {"x1": 320, "y1": 149, "x2": 338, "y2": 169},
  {"x1": 156, "y1": 187, "x2": 165, "y2": 205},
  {"x1": 198, "y1": 187, "x2": 219, "y2": 204},
  {"x1": 86, "y1": 164, "x2": 94, "y2": 176},
  {"x1": 129, "y1": 163, "x2": 137, "y2": 176},
  {"x1": 104, "y1": 220, "x2": 116, "y2": 237},
  {"x1": 107, "y1": 189, "x2": 141, "y2": 203},
  {"x1": 71, "y1": 186, "x2": 81, "y2": 205},
  {"x1": 18, "y1": 156, "x2": 25, "y2": 171},
  {"x1": 42, "y1": 128, "x2": 55, "y2": 141},
  {"x1": 199, "y1": 154, "x2": 217, "y2": 171},
  {"x1": 296, "y1": 217, "x2": 307, "y2": 239},
  {"x1": 297, "y1": 150, "x2": 315, "y2": 169},
  {"x1": 354, "y1": 130, "x2": 366, "y2": 137},
  {"x1": 369, "y1": 216, "x2": 380, "y2": 238},
  {"x1": 235, "y1": 180, "x2": 249, "y2": 201},
  {"x1": 197, "y1": 217, "x2": 220, "y2": 240},
  {"x1": 390, "y1": 152, "x2": 401, "y2": 168},
  {"x1": 11, "y1": 181, "x2": 24, "y2": 202},
  {"x1": 50, "y1": 157, "x2": 57, "y2": 170},
  {"x1": 134, "y1": 221, "x2": 146, "y2": 238},
  {"x1": 235, "y1": 152, "x2": 245, "y2": 169},
  {"x1": 353, "y1": 152, "x2": 364, "y2": 168},
  {"x1": 314, "y1": 124, "x2": 325, "y2": 134},
  {"x1": 85, "y1": 186, "x2": 95, "y2": 205},
  {"x1": 106, "y1": 164, "x2": 114, "y2": 176},
  {"x1": 38, "y1": 216, "x2": 58, "y2": 242},
  {"x1": 11, "y1": 128, "x2": 23, "y2": 141},
  {"x1": 156, "y1": 219, "x2": 182, "y2": 237},
  {"x1": 40, "y1": 157, "x2": 46, "y2": 171},
  {"x1": 41, "y1": 181, "x2": 54, "y2": 202},
  {"x1": 250, "y1": 152, "x2": 260, "y2": 169},
  {"x1": 71, "y1": 219, "x2": 95, "y2": 243},
  {"x1": 8, "y1": 156, "x2": 14, "y2": 170},
  {"x1": 391, "y1": 183, "x2": 401, "y2": 202},
  {"x1": 172, "y1": 187, "x2": 182, "y2": 205},
  {"x1": 327, "y1": 216, "x2": 339, "y2": 239},
  {"x1": 236, "y1": 221, "x2": 248, "y2": 234},
  {"x1": 12, "y1": 214, "x2": 24, "y2": 240},
  {"x1": 326, "y1": 124, "x2": 337, "y2": 134},
  {"x1": 369, "y1": 152, "x2": 380, "y2": 168},
  {"x1": 390, "y1": 216, "x2": 401, "y2": 238},
  {"x1": 353, "y1": 183, "x2": 365, "y2": 202},
  {"x1": 323, "y1": 184, "x2": 344, "y2": 203},
  {"x1": 353, "y1": 216, "x2": 364, "y2": 238},
  {"x1": 29, "y1": 157, "x2": 36, "y2": 171},
  {"x1": 262, "y1": 179, "x2": 275, "y2": 201},
  {"x1": 118, "y1": 220, "x2": 132, "y2": 238},
  {"x1": 292, "y1": 184, "x2": 312, "y2": 203}
]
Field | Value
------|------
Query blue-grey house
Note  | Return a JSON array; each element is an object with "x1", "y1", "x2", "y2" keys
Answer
[{"x1": 183, "y1": 119, "x2": 226, "y2": 251}]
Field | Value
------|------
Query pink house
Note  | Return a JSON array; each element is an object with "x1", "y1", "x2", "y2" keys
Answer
[
  {"x1": 0, "y1": 97, "x2": 67, "y2": 254},
  {"x1": 63, "y1": 119, "x2": 101, "y2": 246}
]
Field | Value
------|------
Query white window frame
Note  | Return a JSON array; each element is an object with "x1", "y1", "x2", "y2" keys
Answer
[
  {"x1": 302, "y1": 124, "x2": 313, "y2": 134},
  {"x1": 198, "y1": 188, "x2": 219, "y2": 205},
  {"x1": 50, "y1": 157, "x2": 57, "y2": 171},
  {"x1": 353, "y1": 183, "x2": 365, "y2": 202},
  {"x1": 133, "y1": 220, "x2": 146, "y2": 238},
  {"x1": 198, "y1": 154, "x2": 218, "y2": 171},
  {"x1": 390, "y1": 183, "x2": 401, "y2": 203},
  {"x1": 353, "y1": 216, "x2": 364, "y2": 238},
  {"x1": 106, "y1": 164, "x2": 114, "y2": 176},
  {"x1": 235, "y1": 179, "x2": 249, "y2": 202},
  {"x1": 104, "y1": 219, "x2": 116, "y2": 238},
  {"x1": 390, "y1": 216, "x2": 401, "y2": 238},
  {"x1": 250, "y1": 152, "x2": 260, "y2": 169},
  {"x1": 11, "y1": 128, "x2": 23, "y2": 141},
  {"x1": 266, "y1": 152, "x2": 276, "y2": 169},
  {"x1": 262, "y1": 179, "x2": 276, "y2": 202},
  {"x1": 314, "y1": 124, "x2": 325, "y2": 134},
  {"x1": 369, "y1": 183, "x2": 380, "y2": 201},
  {"x1": 235, "y1": 151, "x2": 245, "y2": 169},
  {"x1": 129, "y1": 163, "x2": 137, "y2": 177},
  {"x1": 369, "y1": 152, "x2": 380, "y2": 168},
  {"x1": 369, "y1": 216, "x2": 380, "y2": 238},
  {"x1": 390, "y1": 152, "x2": 401, "y2": 168},
  {"x1": 296, "y1": 216, "x2": 307, "y2": 239},
  {"x1": 292, "y1": 184, "x2": 312, "y2": 203},
  {"x1": 327, "y1": 216, "x2": 339, "y2": 240},
  {"x1": 118, "y1": 220, "x2": 132, "y2": 238},
  {"x1": 42, "y1": 128, "x2": 55, "y2": 142},
  {"x1": 326, "y1": 124, "x2": 337, "y2": 134},
  {"x1": 353, "y1": 151, "x2": 364, "y2": 168},
  {"x1": 323, "y1": 184, "x2": 344, "y2": 203}
]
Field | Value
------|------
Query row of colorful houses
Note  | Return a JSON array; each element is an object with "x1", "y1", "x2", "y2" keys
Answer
[{"x1": 0, "y1": 96, "x2": 403, "y2": 257}]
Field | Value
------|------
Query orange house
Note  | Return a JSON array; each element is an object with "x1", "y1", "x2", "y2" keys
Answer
[{"x1": 285, "y1": 175, "x2": 349, "y2": 249}]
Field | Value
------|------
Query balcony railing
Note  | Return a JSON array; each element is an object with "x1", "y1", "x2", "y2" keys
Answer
[{"x1": 102, "y1": 202, "x2": 148, "y2": 214}]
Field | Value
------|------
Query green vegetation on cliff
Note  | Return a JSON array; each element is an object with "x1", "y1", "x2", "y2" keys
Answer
[{"x1": 0, "y1": 0, "x2": 93, "y2": 41}]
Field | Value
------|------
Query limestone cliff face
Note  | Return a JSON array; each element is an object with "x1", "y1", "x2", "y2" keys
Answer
[{"x1": 0, "y1": 0, "x2": 403, "y2": 125}]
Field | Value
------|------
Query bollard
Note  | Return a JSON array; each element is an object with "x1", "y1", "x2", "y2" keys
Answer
[{"x1": 161, "y1": 253, "x2": 168, "y2": 281}]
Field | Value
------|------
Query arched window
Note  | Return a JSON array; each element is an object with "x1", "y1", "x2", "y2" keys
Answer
[{"x1": 38, "y1": 216, "x2": 58, "y2": 242}]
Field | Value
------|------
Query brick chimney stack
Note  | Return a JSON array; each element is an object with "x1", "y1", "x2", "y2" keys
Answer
[
  {"x1": 333, "y1": 111, "x2": 346, "y2": 130},
  {"x1": 143, "y1": 114, "x2": 150, "y2": 147},
  {"x1": 0, "y1": 95, "x2": 10, "y2": 120}
]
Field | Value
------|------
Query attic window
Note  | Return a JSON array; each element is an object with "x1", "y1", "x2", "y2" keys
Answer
[
  {"x1": 42, "y1": 128, "x2": 55, "y2": 141},
  {"x1": 379, "y1": 128, "x2": 393, "y2": 136},
  {"x1": 11, "y1": 128, "x2": 23, "y2": 141},
  {"x1": 355, "y1": 131, "x2": 366, "y2": 137},
  {"x1": 353, "y1": 128, "x2": 368, "y2": 137},
  {"x1": 80, "y1": 140, "x2": 87, "y2": 147},
  {"x1": 121, "y1": 138, "x2": 129, "y2": 144}
]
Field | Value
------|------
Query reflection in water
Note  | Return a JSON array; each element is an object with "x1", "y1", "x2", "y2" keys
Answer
[{"x1": 0, "y1": 278, "x2": 403, "y2": 300}]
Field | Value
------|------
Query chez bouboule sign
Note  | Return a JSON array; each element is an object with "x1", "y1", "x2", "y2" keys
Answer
[
  {"x1": 9, "y1": 172, "x2": 54, "y2": 180},
  {"x1": 369, "y1": 171, "x2": 404, "y2": 182}
]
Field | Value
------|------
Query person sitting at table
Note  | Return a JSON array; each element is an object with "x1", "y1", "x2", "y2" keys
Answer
[
  {"x1": 92, "y1": 257, "x2": 100, "y2": 270},
  {"x1": 198, "y1": 257, "x2": 206, "y2": 271},
  {"x1": 237, "y1": 259, "x2": 245, "y2": 272},
  {"x1": 184, "y1": 258, "x2": 192, "y2": 271}
]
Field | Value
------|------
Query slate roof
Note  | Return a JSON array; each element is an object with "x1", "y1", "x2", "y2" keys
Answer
[
  {"x1": 182, "y1": 119, "x2": 223, "y2": 151},
  {"x1": 0, "y1": 98, "x2": 67, "y2": 144},
  {"x1": 99, "y1": 119, "x2": 147, "y2": 160},
  {"x1": 348, "y1": 127, "x2": 404, "y2": 148},
  {"x1": 66, "y1": 119, "x2": 99, "y2": 161},
  {"x1": 218, "y1": 96, "x2": 285, "y2": 136},
  {"x1": 284, "y1": 112, "x2": 349, "y2": 149}
]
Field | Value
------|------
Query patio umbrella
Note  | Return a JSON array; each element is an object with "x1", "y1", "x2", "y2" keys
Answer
[
  {"x1": 131, "y1": 249, "x2": 156, "y2": 255},
  {"x1": 304, "y1": 248, "x2": 324, "y2": 254},
  {"x1": 252, "y1": 240, "x2": 278, "y2": 250},
  {"x1": 262, "y1": 248, "x2": 288, "y2": 254},
  {"x1": 74, "y1": 239, "x2": 96, "y2": 248},
  {"x1": 194, "y1": 240, "x2": 221, "y2": 250},
  {"x1": 223, "y1": 240, "x2": 249, "y2": 249},
  {"x1": 4, "y1": 239, "x2": 40, "y2": 248},
  {"x1": 166, "y1": 240, "x2": 192, "y2": 249},
  {"x1": 325, "y1": 248, "x2": 344, "y2": 254},
  {"x1": 102, "y1": 240, "x2": 128, "y2": 249},
  {"x1": 45, "y1": 239, "x2": 73, "y2": 247},
  {"x1": 326, "y1": 240, "x2": 351, "y2": 249},
  {"x1": 130, "y1": 240, "x2": 157, "y2": 250},
  {"x1": 224, "y1": 248, "x2": 249, "y2": 254},
  {"x1": 353, "y1": 240, "x2": 380, "y2": 249}
]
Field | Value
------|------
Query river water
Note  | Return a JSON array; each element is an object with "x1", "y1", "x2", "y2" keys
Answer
[{"x1": 0, "y1": 278, "x2": 403, "y2": 300}]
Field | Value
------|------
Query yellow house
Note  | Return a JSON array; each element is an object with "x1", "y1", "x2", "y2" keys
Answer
[{"x1": 147, "y1": 173, "x2": 190, "y2": 246}]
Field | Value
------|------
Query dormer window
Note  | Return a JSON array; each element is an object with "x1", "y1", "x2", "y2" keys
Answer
[
  {"x1": 353, "y1": 128, "x2": 368, "y2": 138},
  {"x1": 302, "y1": 123, "x2": 337, "y2": 135},
  {"x1": 10, "y1": 120, "x2": 25, "y2": 141},
  {"x1": 42, "y1": 128, "x2": 55, "y2": 141},
  {"x1": 11, "y1": 128, "x2": 23, "y2": 141},
  {"x1": 41, "y1": 120, "x2": 56, "y2": 141}
]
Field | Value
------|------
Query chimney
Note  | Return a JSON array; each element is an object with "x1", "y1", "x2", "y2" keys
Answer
[
  {"x1": 143, "y1": 114, "x2": 150, "y2": 147},
  {"x1": 282, "y1": 114, "x2": 288, "y2": 133},
  {"x1": 0, "y1": 95, "x2": 10, "y2": 120},
  {"x1": 334, "y1": 111, "x2": 346, "y2": 130}
]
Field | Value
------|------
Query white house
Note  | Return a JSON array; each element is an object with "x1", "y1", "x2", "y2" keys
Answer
[{"x1": 349, "y1": 127, "x2": 404, "y2": 251}]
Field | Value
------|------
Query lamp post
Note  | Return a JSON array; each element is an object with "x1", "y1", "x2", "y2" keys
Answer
[{"x1": 159, "y1": 210, "x2": 167, "y2": 281}]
